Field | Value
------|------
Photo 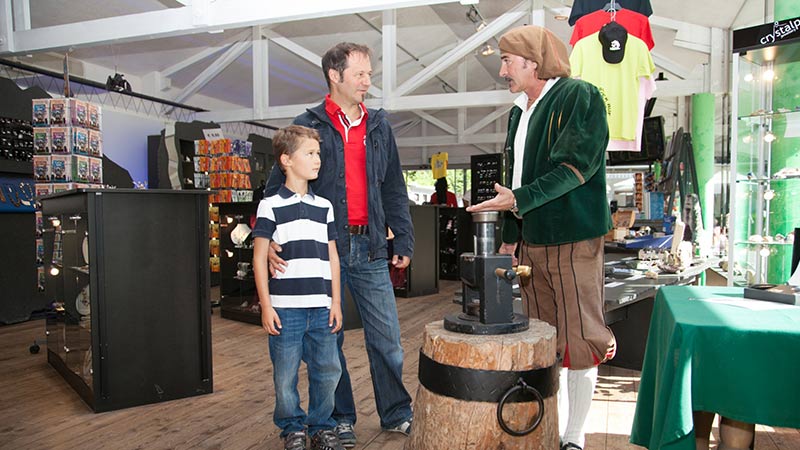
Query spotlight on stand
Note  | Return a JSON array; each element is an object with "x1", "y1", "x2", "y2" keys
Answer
[{"x1": 106, "y1": 73, "x2": 132, "y2": 93}]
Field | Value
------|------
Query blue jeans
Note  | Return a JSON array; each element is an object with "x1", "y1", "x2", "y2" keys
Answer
[
  {"x1": 333, "y1": 234, "x2": 413, "y2": 429},
  {"x1": 269, "y1": 307, "x2": 341, "y2": 437}
]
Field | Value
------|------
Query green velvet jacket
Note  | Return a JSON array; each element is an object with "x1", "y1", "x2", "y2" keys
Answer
[{"x1": 502, "y1": 77, "x2": 613, "y2": 246}]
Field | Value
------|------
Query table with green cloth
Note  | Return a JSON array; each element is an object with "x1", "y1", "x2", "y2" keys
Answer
[{"x1": 630, "y1": 286, "x2": 800, "y2": 450}]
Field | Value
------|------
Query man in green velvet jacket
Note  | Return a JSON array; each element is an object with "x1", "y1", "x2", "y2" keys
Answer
[{"x1": 467, "y1": 25, "x2": 615, "y2": 450}]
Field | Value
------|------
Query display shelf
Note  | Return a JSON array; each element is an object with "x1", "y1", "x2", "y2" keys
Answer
[
  {"x1": 41, "y1": 188, "x2": 213, "y2": 412},
  {"x1": 736, "y1": 108, "x2": 800, "y2": 121},
  {"x1": 729, "y1": 16, "x2": 800, "y2": 286},
  {"x1": 734, "y1": 241, "x2": 794, "y2": 247}
]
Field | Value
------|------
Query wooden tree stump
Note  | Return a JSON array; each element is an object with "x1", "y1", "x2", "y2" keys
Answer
[{"x1": 405, "y1": 320, "x2": 558, "y2": 450}]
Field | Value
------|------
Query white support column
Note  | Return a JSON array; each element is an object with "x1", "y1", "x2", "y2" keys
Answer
[
  {"x1": 0, "y1": 0, "x2": 13, "y2": 53},
  {"x1": 457, "y1": 57, "x2": 467, "y2": 143},
  {"x1": 530, "y1": 0, "x2": 546, "y2": 27},
  {"x1": 173, "y1": 39, "x2": 251, "y2": 104},
  {"x1": 382, "y1": 9, "x2": 396, "y2": 108},
  {"x1": 709, "y1": 27, "x2": 727, "y2": 94},
  {"x1": 12, "y1": 0, "x2": 30, "y2": 31},
  {"x1": 392, "y1": 0, "x2": 528, "y2": 97},
  {"x1": 253, "y1": 25, "x2": 269, "y2": 118},
  {"x1": 421, "y1": 119, "x2": 428, "y2": 166}
]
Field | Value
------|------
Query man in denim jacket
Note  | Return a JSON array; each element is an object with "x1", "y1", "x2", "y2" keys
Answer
[{"x1": 266, "y1": 42, "x2": 414, "y2": 448}]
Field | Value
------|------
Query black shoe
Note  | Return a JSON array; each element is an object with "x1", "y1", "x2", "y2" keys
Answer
[
  {"x1": 310, "y1": 429, "x2": 344, "y2": 450},
  {"x1": 283, "y1": 431, "x2": 307, "y2": 450},
  {"x1": 561, "y1": 443, "x2": 583, "y2": 450}
]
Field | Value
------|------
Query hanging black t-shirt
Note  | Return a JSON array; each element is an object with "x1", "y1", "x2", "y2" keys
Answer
[{"x1": 568, "y1": 0, "x2": 653, "y2": 26}]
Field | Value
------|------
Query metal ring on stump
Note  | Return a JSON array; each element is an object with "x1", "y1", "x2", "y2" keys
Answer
[{"x1": 406, "y1": 320, "x2": 558, "y2": 450}]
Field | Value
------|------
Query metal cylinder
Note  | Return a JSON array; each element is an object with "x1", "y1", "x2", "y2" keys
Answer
[{"x1": 472, "y1": 211, "x2": 499, "y2": 256}]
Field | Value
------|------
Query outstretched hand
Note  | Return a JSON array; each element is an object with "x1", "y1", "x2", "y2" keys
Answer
[{"x1": 465, "y1": 183, "x2": 515, "y2": 213}]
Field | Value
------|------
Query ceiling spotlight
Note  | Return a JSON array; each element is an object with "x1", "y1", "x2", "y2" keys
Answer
[
  {"x1": 106, "y1": 73, "x2": 132, "y2": 93},
  {"x1": 764, "y1": 131, "x2": 776, "y2": 143},
  {"x1": 744, "y1": 73, "x2": 754, "y2": 82},
  {"x1": 759, "y1": 247, "x2": 771, "y2": 257},
  {"x1": 762, "y1": 69, "x2": 775, "y2": 81},
  {"x1": 480, "y1": 43, "x2": 496, "y2": 56},
  {"x1": 763, "y1": 189, "x2": 775, "y2": 201},
  {"x1": 50, "y1": 266, "x2": 60, "y2": 276}
]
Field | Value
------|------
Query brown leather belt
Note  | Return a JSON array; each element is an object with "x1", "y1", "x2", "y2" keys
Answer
[{"x1": 348, "y1": 225, "x2": 369, "y2": 235}]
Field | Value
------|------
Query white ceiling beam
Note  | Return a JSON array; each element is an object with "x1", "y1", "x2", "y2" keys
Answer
[
  {"x1": 173, "y1": 39, "x2": 251, "y2": 104},
  {"x1": 0, "y1": 0, "x2": 12, "y2": 53},
  {"x1": 651, "y1": 51, "x2": 694, "y2": 80},
  {"x1": 12, "y1": 0, "x2": 30, "y2": 31},
  {"x1": 199, "y1": 89, "x2": 518, "y2": 122},
  {"x1": 397, "y1": 133, "x2": 507, "y2": 147},
  {"x1": 654, "y1": 79, "x2": 704, "y2": 98},
  {"x1": 265, "y1": 30, "x2": 382, "y2": 98},
  {"x1": 253, "y1": 26, "x2": 268, "y2": 118},
  {"x1": 388, "y1": 90, "x2": 516, "y2": 111},
  {"x1": 415, "y1": 111, "x2": 456, "y2": 135},
  {"x1": 382, "y1": 9, "x2": 396, "y2": 107},
  {"x1": 649, "y1": 15, "x2": 712, "y2": 54},
  {"x1": 457, "y1": 58, "x2": 467, "y2": 140},
  {"x1": 2, "y1": 0, "x2": 462, "y2": 55},
  {"x1": 392, "y1": 0, "x2": 528, "y2": 98},
  {"x1": 161, "y1": 29, "x2": 250, "y2": 77},
  {"x1": 464, "y1": 106, "x2": 511, "y2": 135}
]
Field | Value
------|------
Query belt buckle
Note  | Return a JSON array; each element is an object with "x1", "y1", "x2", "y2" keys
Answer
[{"x1": 349, "y1": 225, "x2": 368, "y2": 235}]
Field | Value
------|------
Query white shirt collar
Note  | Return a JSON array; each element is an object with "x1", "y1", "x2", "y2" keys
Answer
[{"x1": 513, "y1": 77, "x2": 560, "y2": 112}]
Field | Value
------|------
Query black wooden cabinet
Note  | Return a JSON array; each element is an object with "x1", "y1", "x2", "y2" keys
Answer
[{"x1": 41, "y1": 189, "x2": 213, "y2": 412}]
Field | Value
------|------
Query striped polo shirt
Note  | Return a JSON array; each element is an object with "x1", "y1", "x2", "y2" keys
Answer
[{"x1": 252, "y1": 185, "x2": 338, "y2": 308}]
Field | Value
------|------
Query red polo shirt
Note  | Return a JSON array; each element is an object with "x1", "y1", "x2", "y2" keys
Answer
[{"x1": 324, "y1": 95, "x2": 369, "y2": 226}]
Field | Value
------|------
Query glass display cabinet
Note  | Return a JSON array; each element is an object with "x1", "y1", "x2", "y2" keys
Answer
[
  {"x1": 729, "y1": 18, "x2": 800, "y2": 285},
  {"x1": 41, "y1": 188, "x2": 213, "y2": 412}
]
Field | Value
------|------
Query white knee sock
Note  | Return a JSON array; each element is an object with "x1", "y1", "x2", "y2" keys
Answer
[
  {"x1": 558, "y1": 367, "x2": 569, "y2": 439},
  {"x1": 562, "y1": 366, "x2": 598, "y2": 448}
]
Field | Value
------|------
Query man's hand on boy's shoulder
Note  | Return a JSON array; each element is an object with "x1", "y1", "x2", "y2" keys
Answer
[{"x1": 261, "y1": 305, "x2": 282, "y2": 335}]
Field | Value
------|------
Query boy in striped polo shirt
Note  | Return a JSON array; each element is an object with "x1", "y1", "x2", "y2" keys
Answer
[{"x1": 252, "y1": 125, "x2": 344, "y2": 450}]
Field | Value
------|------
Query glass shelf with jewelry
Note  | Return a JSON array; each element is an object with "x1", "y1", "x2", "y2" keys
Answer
[{"x1": 729, "y1": 17, "x2": 800, "y2": 286}]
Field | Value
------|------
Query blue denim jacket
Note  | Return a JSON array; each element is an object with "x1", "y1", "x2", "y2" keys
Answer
[{"x1": 265, "y1": 101, "x2": 414, "y2": 261}]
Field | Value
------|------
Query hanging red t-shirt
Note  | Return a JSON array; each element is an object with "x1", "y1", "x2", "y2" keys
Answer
[
  {"x1": 570, "y1": 8, "x2": 655, "y2": 50},
  {"x1": 324, "y1": 95, "x2": 369, "y2": 226}
]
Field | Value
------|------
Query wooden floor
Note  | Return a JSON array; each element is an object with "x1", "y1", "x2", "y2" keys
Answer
[{"x1": 1, "y1": 280, "x2": 798, "y2": 450}]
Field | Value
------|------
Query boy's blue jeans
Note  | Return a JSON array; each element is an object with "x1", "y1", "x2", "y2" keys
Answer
[
  {"x1": 269, "y1": 307, "x2": 341, "y2": 437},
  {"x1": 333, "y1": 234, "x2": 413, "y2": 430}
]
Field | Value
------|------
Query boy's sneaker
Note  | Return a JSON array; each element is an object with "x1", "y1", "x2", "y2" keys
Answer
[
  {"x1": 310, "y1": 429, "x2": 344, "y2": 450},
  {"x1": 385, "y1": 417, "x2": 413, "y2": 436},
  {"x1": 560, "y1": 443, "x2": 583, "y2": 450},
  {"x1": 283, "y1": 431, "x2": 307, "y2": 450},
  {"x1": 333, "y1": 423, "x2": 356, "y2": 448}
]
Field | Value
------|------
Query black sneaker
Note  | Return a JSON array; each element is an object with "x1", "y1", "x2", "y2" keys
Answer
[
  {"x1": 310, "y1": 429, "x2": 344, "y2": 450},
  {"x1": 283, "y1": 431, "x2": 307, "y2": 450},
  {"x1": 561, "y1": 443, "x2": 583, "y2": 450},
  {"x1": 333, "y1": 423, "x2": 356, "y2": 448}
]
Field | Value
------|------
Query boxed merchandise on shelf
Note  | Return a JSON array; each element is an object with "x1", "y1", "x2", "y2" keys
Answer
[
  {"x1": 33, "y1": 127, "x2": 49, "y2": 153},
  {"x1": 50, "y1": 127, "x2": 70, "y2": 153},
  {"x1": 51, "y1": 154, "x2": 71, "y2": 182},
  {"x1": 33, "y1": 155, "x2": 50, "y2": 181},
  {"x1": 35, "y1": 183, "x2": 53, "y2": 197},
  {"x1": 87, "y1": 102, "x2": 102, "y2": 130},
  {"x1": 88, "y1": 129, "x2": 102, "y2": 157},
  {"x1": 72, "y1": 127, "x2": 89, "y2": 155},
  {"x1": 49, "y1": 98, "x2": 68, "y2": 126},
  {"x1": 32, "y1": 99, "x2": 49, "y2": 126}
]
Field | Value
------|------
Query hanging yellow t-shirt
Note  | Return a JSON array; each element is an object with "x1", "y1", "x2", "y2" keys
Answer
[
  {"x1": 569, "y1": 32, "x2": 655, "y2": 143},
  {"x1": 431, "y1": 152, "x2": 448, "y2": 179}
]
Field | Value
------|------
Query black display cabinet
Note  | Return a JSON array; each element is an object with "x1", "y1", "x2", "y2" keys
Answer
[
  {"x1": 437, "y1": 207, "x2": 472, "y2": 281},
  {"x1": 217, "y1": 202, "x2": 260, "y2": 325},
  {"x1": 393, "y1": 205, "x2": 439, "y2": 297},
  {"x1": 40, "y1": 189, "x2": 213, "y2": 412}
]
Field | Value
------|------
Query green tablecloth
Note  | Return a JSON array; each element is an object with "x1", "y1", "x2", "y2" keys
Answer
[{"x1": 630, "y1": 286, "x2": 800, "y2": 450}]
